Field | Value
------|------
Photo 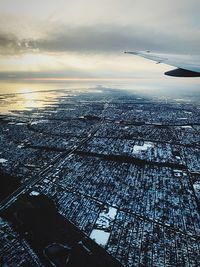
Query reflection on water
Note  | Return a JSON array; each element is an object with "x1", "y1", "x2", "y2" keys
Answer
[
  {"x1": 0, "y1": 81, "x2": 86, "y2": 114},
  {"x1": 0, "y1": 89, "x2": 63, "y2": 114}
]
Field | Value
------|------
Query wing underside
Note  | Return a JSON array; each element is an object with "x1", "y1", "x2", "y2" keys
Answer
[{"x1": 164, "y1": 68, "x2": 200, "y2": 77}]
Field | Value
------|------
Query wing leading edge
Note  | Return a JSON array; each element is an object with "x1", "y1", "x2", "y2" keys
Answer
[{"x1": 125, "y1": 51, "x2": 200, "y2": 77}]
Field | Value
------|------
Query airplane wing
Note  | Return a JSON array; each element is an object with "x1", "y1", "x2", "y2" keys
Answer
[{"x1": 125, "y1": 51, "x2": 200, "y2": 77}]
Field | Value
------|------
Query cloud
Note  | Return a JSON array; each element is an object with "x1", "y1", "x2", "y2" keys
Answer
[
  {"x1": 0, "y1": 70, "x2": 91, "y2": 79},
  {"x1": 0, "y1": 32, "x2": 38, "y2": 55},
  {"x1": 0, "y1": 24, "x2": 199, "y2": 56},
  {"x1": 0, "y1": 33, "x2": 19, "y2": 54},
  {"x1": 0, "y1": 0, "x2": 199, "y2": 56},
  {"x1": 37, "y1": 24, "x2": 200, "y2": 54}
]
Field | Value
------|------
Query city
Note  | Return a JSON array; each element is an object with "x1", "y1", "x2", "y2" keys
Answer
[{"x1": 0, "y1": 87, "x2": 200, "y2": 266}]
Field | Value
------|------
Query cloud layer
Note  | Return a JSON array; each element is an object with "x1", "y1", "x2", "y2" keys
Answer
[{"x1": 0, "y1": 23, "x2": 200, "y2": 56}]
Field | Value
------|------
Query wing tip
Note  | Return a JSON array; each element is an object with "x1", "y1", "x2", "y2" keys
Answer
[
  {"x1": 124, "y1": 51, "x2": 139, "y2": 55},
  {"x1": 124, "y1": 50, "x2": 151, "y2": 55}
]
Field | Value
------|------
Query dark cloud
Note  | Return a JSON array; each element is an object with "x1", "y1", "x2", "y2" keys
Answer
[
  {"x1": 0, "y1": 24, "x2": 199, "y2": 56},
  {"x1": 0, "y1": 32, "x2": 38, "y2": 54},
  {"x1": 37, "y1": 25, "x2": 200, "y2": 54},
  {"x1": 0, "y1": 33, "x2": 19, "y2": 54}
]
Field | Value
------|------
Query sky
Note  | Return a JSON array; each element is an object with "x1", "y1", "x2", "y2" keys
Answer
[{"x1": 0, "y1": 0, "x2": 199, "y2": 80}]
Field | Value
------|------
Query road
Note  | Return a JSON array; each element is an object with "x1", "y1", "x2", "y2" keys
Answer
[{"x1": 0, "y1": 119, "x2": 104, "y2": 212}]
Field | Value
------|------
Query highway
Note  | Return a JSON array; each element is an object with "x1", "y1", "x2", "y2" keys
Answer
[{"x1": 0, "y1": 119, "x2": 104, "y2": 212}]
